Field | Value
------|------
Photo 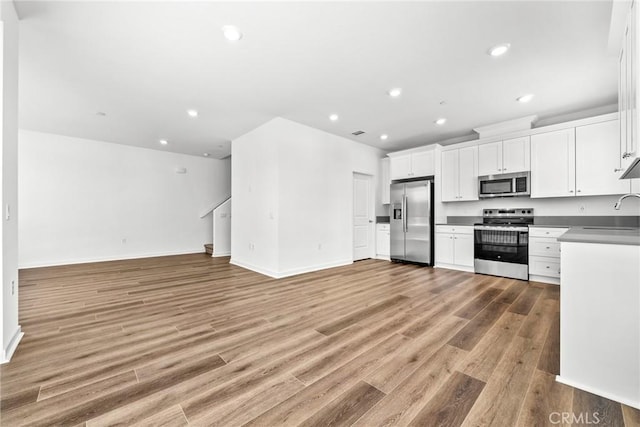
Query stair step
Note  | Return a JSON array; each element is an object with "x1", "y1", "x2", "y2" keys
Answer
[{"x1": 204, "y1": 244, "x2": 213, "y2": 255}]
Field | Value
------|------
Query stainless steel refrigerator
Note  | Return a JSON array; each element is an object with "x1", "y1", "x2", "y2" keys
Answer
[{"x1": 390, "y1": 179, "x2": 434, "y2": 265}]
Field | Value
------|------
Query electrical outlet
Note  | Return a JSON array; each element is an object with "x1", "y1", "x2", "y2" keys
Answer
[
  {"x1": 5, "y1": 204, "x2": 9, "y2": 221},
  {"x1": 318, "y1": 243, "x2": 322, "y2": 250},
  {"x1": 11, "y1": 280, "x2": 15, "y2": 295},
  {"x1": 121, "y1": 238, "x2": 127, "y2": 244},
  {"x1": 250, "y1": 243, "x2": 255, "y2": 250},
  {"x1": 579, "y1": 205, "x2": 586, "y2": 214}
]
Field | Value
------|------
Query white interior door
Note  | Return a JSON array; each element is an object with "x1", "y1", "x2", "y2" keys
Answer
[{"x1": 353, "y1": 173, "x2": 373, "y2": 261}]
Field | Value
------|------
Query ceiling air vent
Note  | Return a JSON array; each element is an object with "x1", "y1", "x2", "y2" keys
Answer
[{"x1": 352, "y1": 130, "x2": 365, "y2": 136}]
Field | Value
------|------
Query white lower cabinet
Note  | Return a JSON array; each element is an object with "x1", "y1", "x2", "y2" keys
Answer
[
  {"x1": 376, "y1": 223, "x2": 390, "y2": 259},
  {"x1": 435, "y1": 225, "x2": 474, "y2": 272},
  {"x1": 528, "y1": 227, "x2": 568, "y2": 285}
]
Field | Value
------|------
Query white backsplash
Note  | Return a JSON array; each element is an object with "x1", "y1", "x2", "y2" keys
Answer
[{"x1": 440, "y1": 194, "x2": 640, "y2": 218}]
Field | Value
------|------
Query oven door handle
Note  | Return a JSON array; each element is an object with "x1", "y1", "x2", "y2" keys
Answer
[{"x1": 474, "y1": 225, "x2": 529, "y2": 232}]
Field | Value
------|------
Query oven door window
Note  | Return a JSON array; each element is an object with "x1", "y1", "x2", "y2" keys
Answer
[
  {"x1": 480, "y1": 178, "x2": 513, "y2": 195},
  {"x1": 474, "y1": 230, "x2": 528, "y2": 264}
]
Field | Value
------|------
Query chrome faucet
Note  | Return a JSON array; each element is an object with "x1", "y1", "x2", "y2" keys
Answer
[{"x1": 614, "y1": 193, "x2": 640, "y2": 210}]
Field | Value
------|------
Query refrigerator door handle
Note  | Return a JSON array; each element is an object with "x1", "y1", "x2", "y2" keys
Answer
[{"x1": 402, "y1": 195, "x2": 408, "y2": 232}]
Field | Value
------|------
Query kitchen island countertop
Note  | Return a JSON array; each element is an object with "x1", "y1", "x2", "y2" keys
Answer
[{"x1": 557, "y1": 226, "x2": 640, "y2": 246}]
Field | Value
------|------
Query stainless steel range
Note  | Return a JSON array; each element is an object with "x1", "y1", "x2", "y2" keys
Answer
[{"x1": 474, "y1": 208, "x2": 533, "y2": 280}]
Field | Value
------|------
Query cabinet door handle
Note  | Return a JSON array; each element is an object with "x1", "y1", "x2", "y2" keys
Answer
[
  {"x1": 546, "y1": 266, "x2": 550, "y2": 269},
  {"x1": 503, "y1": 168, "x2": 507, "y2": 171},
  {"x1": 577, "y1": 189, "x2": 581, "y2": 193},
  {"x1": 546, "y1": 246, "x2": 550, "y2": 249},
  {"x1": 623, "y1": 152, "x2": 630, "y2": 159},
  {"x1": 614, "y1": 168, "x2": 624, "y2": 172},
  {"x1": 569, "y1": 190, "x2": 574, "y2": 193}
]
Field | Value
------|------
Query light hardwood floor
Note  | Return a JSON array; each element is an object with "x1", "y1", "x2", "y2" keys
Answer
[{"x1": 1, "y1": 254, "x2": 639, "y2": 426}]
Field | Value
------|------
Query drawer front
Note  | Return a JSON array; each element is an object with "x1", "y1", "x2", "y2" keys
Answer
[
  {"x1": 436, "y1": 225, "x2": 473, "y2": 235},
  {"x1": 529, "y1": 256, "x2": 561, "y2": 278},
  {"x1": 529, "y1": 227, "x2": 568, "y2": 238},
  {"x1": 529, "y1": 239, "x2": 561, "y2": 258},
  {"x1": 377, "y1": 223, "x2": 390, "y2": 231}
]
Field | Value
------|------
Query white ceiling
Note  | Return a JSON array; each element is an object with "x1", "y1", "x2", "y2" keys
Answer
[{"x1": 16, "y1": 1, "x2": 618, "y2": 159}]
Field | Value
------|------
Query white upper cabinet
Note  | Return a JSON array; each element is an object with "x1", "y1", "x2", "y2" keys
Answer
[
  {"x1": 531, "y1": 128, "x2": 576, "y2": 198},
  {"x1": 620, "y1": 0, "x2": 638, "y2": 172},
  {"x1": 478, "y1": 141, "x2": 501, "y2": 176},
  {"x1": 576, "y1": 121, "x2": 630, "y2": 196},
  {"x1": 618, "y1": 0, "x2": 640, "y2": 179},
  {"x1": 532, "y1": 121, "x2": 631, "y2": 199},
  {"x1": 441, "y1": 146, "x2": 478, "y2": 202},
  {"x1": 459, "y1": 146, "x2": 479, "y2": 200},
  {"x1": 478, "y1": 136, "x2": 530, "y2": 176},
  {"x1": 390, "y1": 155, "x2": 412, "y2": 180},
  {"x1": 502, "y1": 136, "x2": 531, "y2": 174},
  {"x1": 411, "y1": 150, "x2": 435, "y2": 177},
  {"x1": 441, "y1": 150, "x2": 459, "y2": 202},
  {"x1": 389, "y1": 150, "x2": 434, "y2": 180}
]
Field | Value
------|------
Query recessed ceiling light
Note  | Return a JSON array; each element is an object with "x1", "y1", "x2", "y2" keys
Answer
[
  {"x1": 488, "y1": 43, "x2": 510, "y2": 57},
  {"x1": 329, "y1": 114, "x2": 339, "y2": 121},
  {"x1": 388, "y1": 88, "x2": 402, "y2": 98},
  {"x1": 187, "y1": 109, "x2": 198, "y2": 118},
  {"x1": 380, "y1": 134, "x2": 388, "y2": 141},
  {"x1": 517, "y1": 94, "x2": 534, "y2": 103},
  {"x1": 222, "y1": 25, "x2": 243, "y2": 42},
  {"x1": 435, "y1": 118, "x2": 447, "y2": 125},
  {"x1": 159, "y1": 139, "x2": 168, "y2": 145},
  {"x1": 203, "y1": 153, "x2": 210, "y2": 157}
]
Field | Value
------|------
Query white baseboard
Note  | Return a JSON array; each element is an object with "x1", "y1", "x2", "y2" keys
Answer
[
  {"x1": 555, "y1": 375, "x2": 640, "y2": 410},
  {"x1": 212, "y1": 252, "x2": 231, "y2": 258},
  {"x1": 276, "y1": 259, "x2": 353, "y2": 278},
  {"x1": 434, "y1": 263, "x2": 474, "y2": 273},
  {"x1": 1, "y1": 326, "x2": 24, "y2": 364},
  {"x1": 19, "y1": 248, "x2": 208, "y2": 269},
  {"x1": 528, "y1": 274, "x2": 560, "y2": 285},
  {"x1": 375, "y1": 255, "x2": 391, "y2": 261},
  {"x1": 229, "y1": 259, "x2": 280, "y2": 278},
  {"x1": 230, "y1": 258, "x2": 353, "y2": 279}
]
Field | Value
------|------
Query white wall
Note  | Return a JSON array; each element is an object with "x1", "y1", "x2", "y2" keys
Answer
[
  {"x1": 231, "y1": 124, "x2": 280, "y2": 276},
  {"x1": 231, "y1": 117, "x2": 383, "y2": 278},
  {"x1": 213, "y1": 199, "x2": 231, "y2": 257},
  {"x1": 18, "y1": 130, "x2": 231, "y2": 268},
  {"x1": 1, "y1": 0, "x2": 21, "y2": 363}
]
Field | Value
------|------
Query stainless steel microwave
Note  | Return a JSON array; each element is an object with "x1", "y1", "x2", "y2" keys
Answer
[{"x1": 478, "y1": 171, "x2": 530, "y2": 198}]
